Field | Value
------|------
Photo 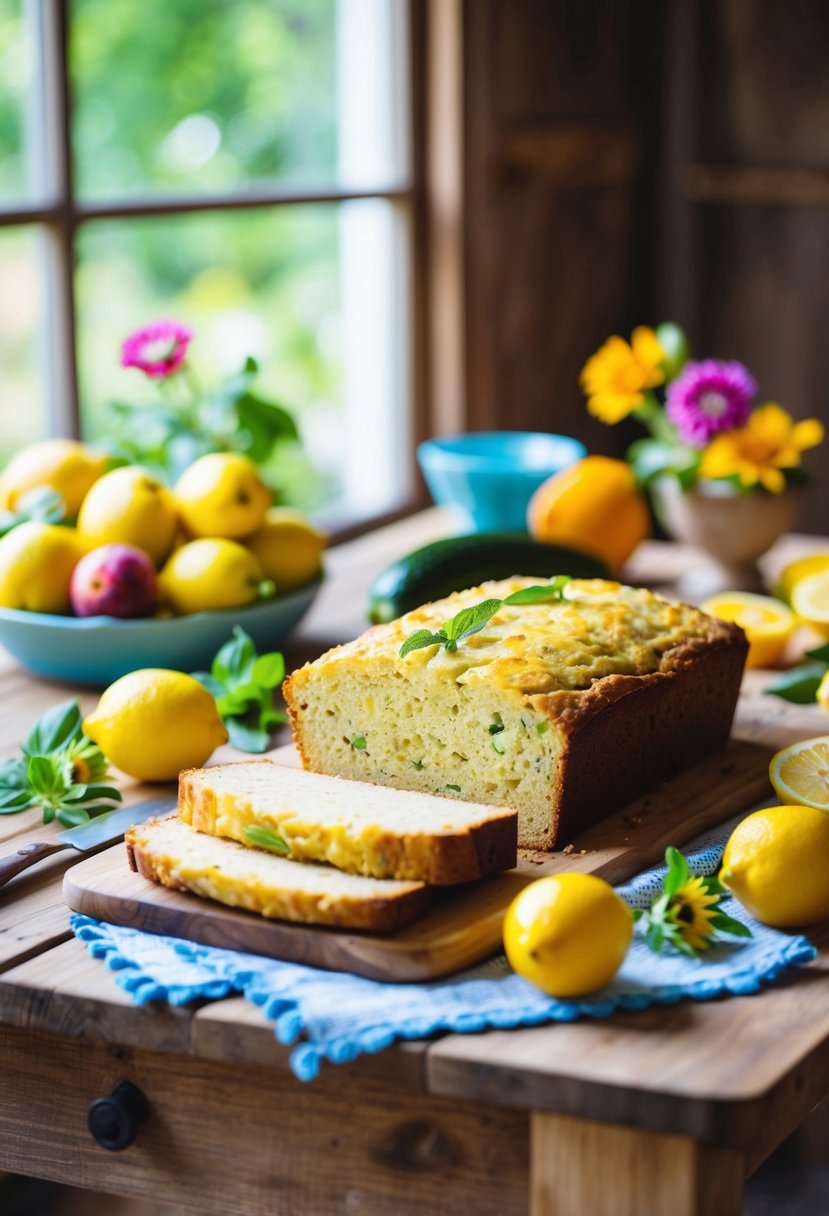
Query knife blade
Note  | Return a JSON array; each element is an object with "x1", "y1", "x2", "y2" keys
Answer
[{"x1": 0, "y1": 794, "x2": 178, "y2": 892}]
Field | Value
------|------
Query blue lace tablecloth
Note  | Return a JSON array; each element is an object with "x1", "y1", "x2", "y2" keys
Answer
[{"x1": 72, "y1": 813, "x2": 816, "y2": 1081}]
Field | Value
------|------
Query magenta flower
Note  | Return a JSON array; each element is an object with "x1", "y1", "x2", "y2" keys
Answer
[
  {"x1": 121, "y1": 319, "x2": 192, "y2": 379},
  {"x1": 666, "y1": 359, "x2": 756, "y2": 446}
]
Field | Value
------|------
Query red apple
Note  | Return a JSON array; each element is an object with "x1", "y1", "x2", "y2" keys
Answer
[{"x1": 70, "y1": 543, "x2": 157, "y2": 618}]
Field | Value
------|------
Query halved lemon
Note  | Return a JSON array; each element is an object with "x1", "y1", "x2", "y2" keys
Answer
[
  {"x1": 700, "y1": 591, "x2": 796, "y2": 669},
  {"x1": 791, "y1": 570, "x2": 829, "y2": 638},
  {"x1": 773, "y1": 553, "x2": 829, "y2": 606},
  {"x1": 769, "y1": 736, "x2": 829, "y2": 812}
]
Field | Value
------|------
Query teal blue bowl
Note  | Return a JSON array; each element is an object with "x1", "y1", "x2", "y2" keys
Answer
[
  {"x1": 417, "y1": 431, "x2": 587, "y2": 532},
  {"x1": 0, "y1": 579, "x2": 322, "y2": 686}
]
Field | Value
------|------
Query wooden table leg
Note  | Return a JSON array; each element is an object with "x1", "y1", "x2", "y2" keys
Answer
[{"x1": 530, "y1": 1112, "x2": 745, "y2": 1216}]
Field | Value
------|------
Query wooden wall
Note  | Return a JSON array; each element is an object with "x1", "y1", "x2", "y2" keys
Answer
[{"x1": 440, "y1": 0, "x2": 829, "y2": 531}]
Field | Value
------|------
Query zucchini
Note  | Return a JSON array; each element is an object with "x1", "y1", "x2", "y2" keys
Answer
[{"x1": 367, "y1": 533, "x2": 610, "y2": 623}]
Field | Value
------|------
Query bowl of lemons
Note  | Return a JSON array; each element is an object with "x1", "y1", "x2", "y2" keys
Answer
[{"x1": 0, "y1": 443, "x2": 325, "y2": 685}]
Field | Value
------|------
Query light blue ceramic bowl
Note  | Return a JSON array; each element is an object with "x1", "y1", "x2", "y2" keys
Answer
[
  {"x1": 0, "y1": 579, "x2": 322, "y2": 686},
  {"x1": 417, "y1": 431, "x2": 587, "y2": 533}
]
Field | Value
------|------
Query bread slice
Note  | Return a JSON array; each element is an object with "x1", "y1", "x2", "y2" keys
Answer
[
  {"x1": 126, "y1": 815, "x2": 430, "y2": 932},
  {"x1": 283, "y1": 577, "x2": 748, "y2": 850},
  {"x1": 178, "y1": 761, "x2": 517, "y2": 885}
]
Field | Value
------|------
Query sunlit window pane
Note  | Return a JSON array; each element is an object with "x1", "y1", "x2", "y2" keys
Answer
[
  {"x1": 0, "y1": 227, "x2": 48, "y2": 461},
  {"x1": 74, "y1": 202, "x2": 410, "y2": 518},
  {"x1": 70, "y1": 0, "x2": 409, "y2": 200},
  {"x1": 0, "y1": 0, "x2": 36, "y2": 204}
]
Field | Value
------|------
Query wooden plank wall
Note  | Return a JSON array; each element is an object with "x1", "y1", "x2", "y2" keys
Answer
[{"x1": 448, "y1": 0, "x2": 829, "y2": 532}]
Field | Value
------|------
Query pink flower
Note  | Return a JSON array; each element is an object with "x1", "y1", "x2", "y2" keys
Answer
[
  {"x1": 121, "y1": 319, "x2": 192, "y2": 379},
  {"x1": 666, "y1": 359, "x2": 756, "y2": 446}
]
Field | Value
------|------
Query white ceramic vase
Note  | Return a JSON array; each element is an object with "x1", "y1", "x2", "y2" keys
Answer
[{"x1": 653, "y1": 476, "x2": 798, "y2": 599}]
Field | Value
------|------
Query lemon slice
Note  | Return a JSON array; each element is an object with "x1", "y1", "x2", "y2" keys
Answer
[
  {"x1": 791, "y1": 570, "x2": 829, "y2": 638},
  {"x1": 700, "y1": 591, "x2": 796, "y2": 669},
  {"x1": 774, "y1": 553, "x2": 829, "y2": 606},
  {"x1": 769, "y1": 736, "x2": 829, "y2": 812}
]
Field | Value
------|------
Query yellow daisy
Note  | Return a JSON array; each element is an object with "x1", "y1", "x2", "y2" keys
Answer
[
  {"x1": 580, "y1": 326, "x2": 666, "y2": 424},
  {"x1": 669, "y1": 874, "x2": 722, "y2": 952},
  {"x1": 699, "y1": 403, "x2": 824, "y2": 494}
]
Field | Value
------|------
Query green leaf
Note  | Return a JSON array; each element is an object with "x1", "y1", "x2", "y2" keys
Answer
[
  {"x1": 217, "y1": 692, "x2": 255, "y2": 718},
  {"x1": 765, "y1": 664, "x2": 825, "y2": 705},
  {"x1": 631, "y1": 908, "x2": 643, "y2": 922},
  {"x1": 443, "y1": 598, "x2": 504, "y2": 643},
  {"x1": 710, "y1": 912, "x2": 753, "y2": 938},
  {"x1": 65, "y1": 784, "x2": 122, "y2": 804},
  {"x1": 0, "y1": 790, "x2": 35, "y2": 813},
  {"x1": 399, "y1": 629, "x2": 446, "y2": 658},
  {"x1": 55, "y1": 806, "x2": 91, "y2": 828},
  {"x1": 645, "y1": 923, "x2": 665, "y2": 952},
  {"x1": 805, "y1": 642, "x2": 829, "y2": 663},
  {"x1": 0, "y1": 757, "x2": 27, "y2": 789},
  {"x1": 252, "y1": 652, "x2": 285, "y2": 689},
  {"x1": 627, "y1": 438, "x2": 700, "y2": 491},
  {"x1": 23, "y1": 700, "x2": 82, "y2": 757},
  {"x1": 663, "y1": 846, "x2": 689, "y2": 897},
  {"x1": 26, "y1": 755, "x2": 65, "y2": 797},
  {"x1": 259, "y1": 706, "x2": 287, "y2": 730},
  {"x1": 191, "y1": 671, "x2": 228, "y2": 698},
  {"x1": 236, "y1": 391, "x2": 298, "y2": 441},
  {"x1": 655, "y1": 321, "x2": 690, "y2": 379},
  {"x1": 503, "y1": 578, "x2": 571, "y2": 605},
  {"x1": 226, "y1": 718, "x2": 270, "y2": 754},
  {"x1": 243, "y1": 824, "x2": 289, "y2": 854}
]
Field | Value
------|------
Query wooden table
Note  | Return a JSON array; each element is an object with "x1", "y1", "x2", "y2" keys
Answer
[{"x1": 0, "y1": 510, "x2": 828, "y2": 1216}]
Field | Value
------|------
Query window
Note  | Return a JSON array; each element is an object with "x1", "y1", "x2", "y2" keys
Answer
[{"x1": 0, "y1": 0, "x2": 415, "y2": 523}]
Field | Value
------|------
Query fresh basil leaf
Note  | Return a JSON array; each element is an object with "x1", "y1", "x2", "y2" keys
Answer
[
  {"x1": 259, "y1": 706, "x2": 287, "y2": 730},
  {"x1": 226, "y1": 717, "x2": 270, "y2": 754},
  {"x1": 252, "y1": 652, "x2": 286, "y2": 689},
  {"x1": 56, "y1": 806, "x2": 91, "y2": 828},
  {"x1": 805, "y1": 642, "x2": 829, "y2": 663},
  {"x1": 443, "y1": 599, "x2": 504, "y2": 643},
  {"x1": 244, "y1": 824, "x2": 289, "y2": 854},
  {"x1": 766, "y1": 664, "x2": 825, "y2": 704},
  {"x1": 663, "y1": 846, "x2": 689, "y2": 897},
  {"x1": 23, "y1": 700, "x2": 82, "y2": 757},
  {"x1": 27, "y1": 755, "x2": 64, "y2": 796},
  {"x1": 503, "y1": 578, "x2": 572, "y2": 605},
  {"x1": 217, "y1": 692, "x2": 254, "y2": 718},
  {"x1": 399, "y1": 629, "x2": 446, "y2": 658},
  {"x1": 217, "y1": 626, "x2": 256, "y2": 683},
  {"x1": 191, "y1": 671, "x2": 228, "y2": 699}
]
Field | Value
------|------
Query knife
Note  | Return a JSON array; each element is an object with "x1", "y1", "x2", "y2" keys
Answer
[{"x1": 0, "y1": 796, "x2": 178, "y2": 891}]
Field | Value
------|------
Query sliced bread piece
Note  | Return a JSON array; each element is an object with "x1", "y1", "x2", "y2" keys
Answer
[
  {"x1": 178, "y1": 761, "x2": 517, "y2": 885},
  {"x1": 126, "y1": 814, "x2": 430, "y2": 932}
]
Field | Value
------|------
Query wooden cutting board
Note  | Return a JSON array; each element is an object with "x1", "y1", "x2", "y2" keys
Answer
[{"x1": 63, "y1": 730, "x2": 777, "y2": 982}]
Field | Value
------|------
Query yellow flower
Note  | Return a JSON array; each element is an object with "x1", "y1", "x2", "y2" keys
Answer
[
  {"x1": 670, "y1": 875, "x2": 721, "y2": 952},
  {"x1": 699, "y1": 403, "x2": 824, "y2": 494},
  {"x1": 580, "y1": 326, "x2": 665, "y2": 424}
]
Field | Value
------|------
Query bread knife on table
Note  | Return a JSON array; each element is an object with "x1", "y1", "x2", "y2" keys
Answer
[{"x1": 0, "y1": 796, "x2": 178, "y2": 891}]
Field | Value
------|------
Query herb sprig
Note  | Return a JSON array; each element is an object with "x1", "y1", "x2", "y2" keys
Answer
[
  {"x1": 399, "y1": 577, "x2": 572, "y2": 658},
  {"x1": 634, "y1": 847, "x2": 752, "y2": 958},
  {"x1": 766, "y1": 640, "x2": 829, "y2": 704},
  {"x1": 0, "y1": 700, "x2": 121, "y2": 827},
  {"x1": 192, "y1": 626, "x2": 287, "y2": 753},
  {"x1": 243, "y1": 824, "x2": 289, "y2": 854}
]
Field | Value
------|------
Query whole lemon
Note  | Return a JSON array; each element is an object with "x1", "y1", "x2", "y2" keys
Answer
[
  {"x1": 720, "y1": 805, "x2": 829, "y2": 928},
  {"x1": 77, "y1": 467, "x2": 179, "y2": 566},
  {"x1": 174, "y1": 453, "x2": 270, "y2": 539},
  {"x1": 83, "y1": 669, "x2": 228, "y2": 782},
  {"x1": 0, "y1": 521, "x2": 82, "y2": 613},
  {"x1": 159, "y1": 538, "x2": 273, "y2": 615},
  {"x1": 0, "y1": 439, "x2": 107, "y2": 517},
  {"x1": 503, "y1": 873, "x2": 633, "y2": 997},
  {"x1": 245, "y1": 508, "x2": 326, "y2": 593},
  {"x1": 526, "y1": 456, "x2": 650, "y2": 574}
]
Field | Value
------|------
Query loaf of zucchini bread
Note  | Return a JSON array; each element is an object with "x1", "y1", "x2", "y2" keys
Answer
[{"x1": 283, "y1": 577, "x2": 748, "y2": 850}]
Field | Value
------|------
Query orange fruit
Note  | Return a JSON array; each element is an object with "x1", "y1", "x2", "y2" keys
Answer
[{"x1": 526, "y1": 456, "x2": 650, "y2": 573}]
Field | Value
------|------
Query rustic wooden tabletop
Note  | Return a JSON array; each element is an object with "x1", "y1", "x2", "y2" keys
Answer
[{"x1": 0, "y1": 511, "x2": 827, "y2": 1216}]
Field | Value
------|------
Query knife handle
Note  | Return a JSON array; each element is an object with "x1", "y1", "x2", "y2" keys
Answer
[{"x1": 0, "y1": 841, "x2": 68, "y2": 890}]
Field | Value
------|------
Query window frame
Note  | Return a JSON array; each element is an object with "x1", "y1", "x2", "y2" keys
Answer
[{"x1": 0, "y1": 0, "x2": 428, "y2": 533}]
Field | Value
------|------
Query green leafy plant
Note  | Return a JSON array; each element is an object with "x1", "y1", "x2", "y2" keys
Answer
[
  {"x1": 192, "y1": 626, "x2": 287, "y2": 753},
  {"x1": 243, "y1": 825, "x2": 289, "y2": 855},
  {"x1": 0, "y1": 487, "x2": 68, "y2": 538},
  {"x1": 766, "y1": 640, "x2": 829, "y2": 704},
  {"x1": 0, "y1": 700, "x2": 121, "y2": 827},
  {"x1": 112, "y1": 321, "x2": 299, "y2": 483},
  {"x1": 399, "y1": 578, "x2": 572, "y2": 658},
  {"x1": 634, "y1": 847, "x2": 752, "y2": 958}
]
